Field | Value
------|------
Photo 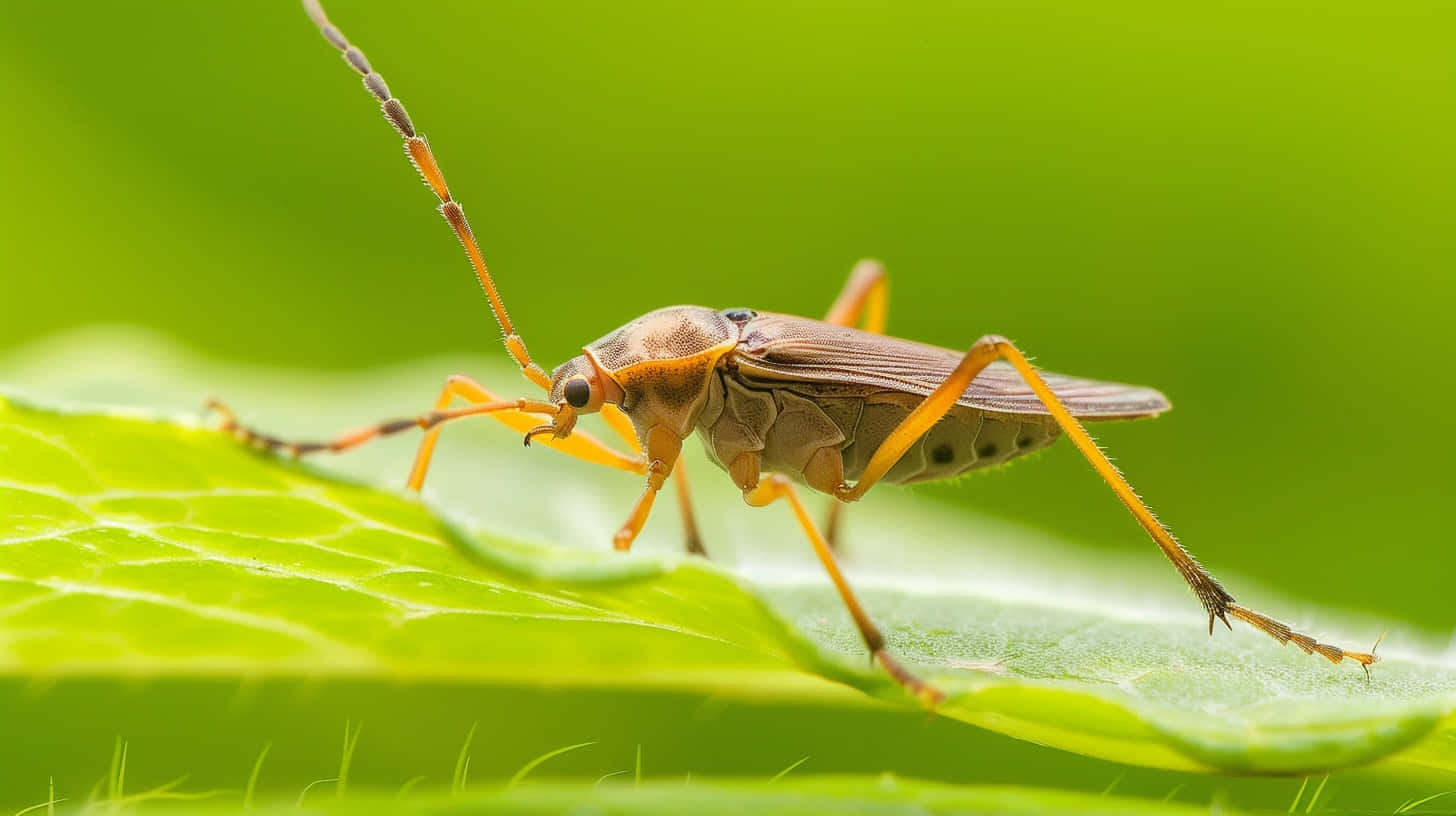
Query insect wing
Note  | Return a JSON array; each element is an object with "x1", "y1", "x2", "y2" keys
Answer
[{"x1": 733, "y1": 312, "x2": 1170, "y2": 419}]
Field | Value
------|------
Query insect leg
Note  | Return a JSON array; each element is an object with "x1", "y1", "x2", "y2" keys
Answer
[
  {"x1": 206, "y1": 376, "x2": 644, "y2": 491},
  {"x1": 407, "y1": 376, "x2": 646, "y2": 490},
  {"x1": 599, "y1": 404, "x2": 642, "y2": 454},
  {"x1": 612, "y1": 426, "x2": 683, "y2": 552},
  {"x1": 672, "y1": 458, "x2": 709, "y2": 557},
  {"x1": 824, "y1": 259, "x2": 889, "y2": 332},
  {"x1": 602, "y1": 405, "x2": 708, "y2": 558},
  {"x1": 821, "y1": 498, "x2": 848, "y2": 556},
  {"x1": 837, "y1": 335, "x2": 1379, "y2": 670},
  {"x1": 821, "y1": 259, "x2": 890, "y2": 550},
  {"x1": 302, "y1": 0, "x2": 551, "y2": 391},
  {"x1": 745, "y1": 474, "x2": 940, "y2": 704}
]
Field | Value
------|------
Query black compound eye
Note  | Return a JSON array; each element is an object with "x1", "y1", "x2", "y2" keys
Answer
[
  {"x1": 722, "y1": 308, "x2": 757, "y2": 322},
  {"x1": 563, "y1": 377, "x2": 592, "y2": 409}
]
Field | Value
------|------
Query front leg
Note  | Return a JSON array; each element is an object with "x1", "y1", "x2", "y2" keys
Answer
[
  {"x1": 613, "y1": 425, "x2": 683, "y2": 551},
  {"x1": 206, "y1": 375, "x2": 644, "y2": 492},
  {"x1": 603, "y1": 404, "x2": 708, "y2": 558}
]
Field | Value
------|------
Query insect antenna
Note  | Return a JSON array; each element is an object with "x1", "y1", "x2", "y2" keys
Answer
[{"x1": 301, "y1": 0, "x2": 552, "y2": 392}]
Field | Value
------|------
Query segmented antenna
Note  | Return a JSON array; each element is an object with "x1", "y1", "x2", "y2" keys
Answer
[{"x1": 301, "y1": 0, "x2": 552, "y2": 392}]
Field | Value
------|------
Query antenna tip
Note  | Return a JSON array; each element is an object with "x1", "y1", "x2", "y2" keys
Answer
[
  {"x1": 302, "y1": 0, "x2": 327, "y2": 27},
  {"x1": 301, "y1": 0, "x2": 327, "y2": 26}
]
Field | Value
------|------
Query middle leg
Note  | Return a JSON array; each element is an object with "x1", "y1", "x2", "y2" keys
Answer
[
  {"x1": 672, "y1": 457, "x2": 709, "y2": 557},
  {"x1": 745, "y1": 472, "x2": 940, "y2": 703}
]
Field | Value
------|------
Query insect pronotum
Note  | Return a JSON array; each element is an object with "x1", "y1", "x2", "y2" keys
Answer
[{"x1": 212, "y1": 0, "x2": 1381, "y2": 700}]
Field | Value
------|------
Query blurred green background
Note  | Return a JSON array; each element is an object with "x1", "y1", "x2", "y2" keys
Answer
[
  {"x1": 4, "y1": 0, "x2": 1452, "y2": 626},
  {"x1": 2, "y1": 0, "x2": 1454, "y2": 810}
]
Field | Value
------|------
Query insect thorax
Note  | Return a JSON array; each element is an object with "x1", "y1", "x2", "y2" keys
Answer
[{"x1": 587, "y1": 306, "x2": 740, "y2": 441}]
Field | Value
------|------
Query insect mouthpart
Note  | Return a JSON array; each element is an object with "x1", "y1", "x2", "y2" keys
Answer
[{"x1": 523, "y1": 408, "x2": 577, "y2": 446}]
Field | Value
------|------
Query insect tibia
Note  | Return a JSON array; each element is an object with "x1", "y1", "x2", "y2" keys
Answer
[{"x1": 1170, "y1": 558, "x2": 1233, "y2": 634}]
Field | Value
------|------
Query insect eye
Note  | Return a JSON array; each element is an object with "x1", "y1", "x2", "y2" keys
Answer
[{"x1": 563, "y1": 377, "x2": 593, "y2": 408}]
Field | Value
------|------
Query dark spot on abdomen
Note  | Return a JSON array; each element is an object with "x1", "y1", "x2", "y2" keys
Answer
[
  {"x1": 977, "y1": 442, "x2": 998, "y2": 458},
  {"x1": 931, "y1": 444, "x2": 955, "y2": 465}
]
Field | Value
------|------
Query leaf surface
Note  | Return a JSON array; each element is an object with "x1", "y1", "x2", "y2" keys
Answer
[{"x1": 3, "y1": 390, "x2": 1454, "y2": 778}]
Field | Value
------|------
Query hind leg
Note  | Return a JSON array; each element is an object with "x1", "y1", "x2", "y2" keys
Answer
[{"x1": 836, "y1": 335, "x2": 1379, "y2": 671}]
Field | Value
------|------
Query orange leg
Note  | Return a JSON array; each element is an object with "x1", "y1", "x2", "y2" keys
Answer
[
  {"x1": 602, "y1": 404, "x2": 707, "y2": 558},
  {"x1": 407, "y1": 376, "x2": 645, "y2": 490},
  {"x1": 836, "y1": 335, "x2": 1379, "y2": 671},
  {"x1": 673, "y1": 457, "x2": 708, "y2": 557},
  {"x1": 821, "y1": 259, "x2": 890, "y2": 551},
  {"x1": 825, "y1": 258, "x2": 889, "y2": 332},
  {"x1": 206, "y1": 375, "x2": 645, "y2": 492},
  {"x1": 599, "y1": 403, "x2": 641, "y2": 454},
  {"x1": 746, "y1": 474, "x2": 940, "y2": 703},
  {"x1": 613, "y1": 425, "x2": 683, "y2": 552},
  {"x1": 420, "y1": 393, "x2": 680, "y2": 555}
]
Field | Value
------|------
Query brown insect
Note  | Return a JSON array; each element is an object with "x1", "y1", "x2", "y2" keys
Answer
[{"x1": 212, "y1": 0, "x2": 1380, "y2": 701}]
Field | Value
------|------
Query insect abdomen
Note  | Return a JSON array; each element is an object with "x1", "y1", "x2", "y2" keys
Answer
[
  {"x1": 696, "y1": 372, "x2": 1060, "y2": 493},
  {"x1": 842, "y1": 394, "x2": 1061, "y2": 484}
]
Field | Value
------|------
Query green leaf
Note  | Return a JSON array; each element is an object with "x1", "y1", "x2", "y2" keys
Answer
[
  {"x1": 0, "y1": 396, "x2": 801, "y2": 684},
  {"x1": 2, "y1": 335, "x2": 1455, "y2": 783}
]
